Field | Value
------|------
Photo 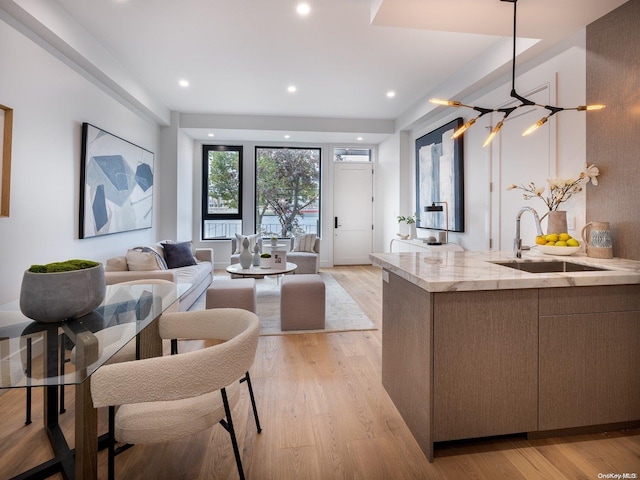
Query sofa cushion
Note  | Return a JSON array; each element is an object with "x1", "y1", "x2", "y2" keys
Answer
[
  {"x1": 234, "y1": 233, "x2": 260, "y2": 254},
  {"x1": 126, "y1": 247, "x2": 168, "y2": 271},
  {"x1": 162, "y1": 241, "x2": 197, "y2": 269},
  {"x1": 293, "y1": 233, "x2": 317, "y2": 252},
  {"x1": 106, "y1": 256, "x2": 129, "y2": 272}
]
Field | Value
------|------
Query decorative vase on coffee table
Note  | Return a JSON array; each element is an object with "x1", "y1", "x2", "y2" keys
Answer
[
  {"x1": 239, "y1": 238, "x2": 252, "y2": 269},
  {"x1": 252, "y1": 244, "x2": 260, "y2": 266},
  {"x1": 546, "y1": 210, "x2": 568, "y2": 235}
]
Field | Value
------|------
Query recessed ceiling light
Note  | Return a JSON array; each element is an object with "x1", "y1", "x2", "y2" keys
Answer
[
  {"x1": 179, "y1": 79, "x2": 189, "y2": 87},
  {"x1": 296, "y1": 3, "x2": 310, "y2": 16},
  {"x1": 208, "y1": 133, "x2": 214, "y2": 137},
  {"x1": 387, "y1": 91, "x2": 396, "y2": 98},
  {"x1": 357, "y1": 137, "x2": 363, "y2": 141},
  {"x1": 287, "y1": 85, "x2": 297, "y2": 93},
  {"x1": 284, "y1": 135, "x2": 291, "y2": 139}
]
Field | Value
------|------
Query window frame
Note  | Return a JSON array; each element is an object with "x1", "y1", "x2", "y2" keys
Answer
[{"x1": 201, "y1": 145, "x2": 243, "y2": 239}]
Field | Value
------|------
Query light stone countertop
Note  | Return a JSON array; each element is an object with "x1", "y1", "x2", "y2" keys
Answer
[{"x1": 369, "y1": 248, "x2": 640, "y2": 292}]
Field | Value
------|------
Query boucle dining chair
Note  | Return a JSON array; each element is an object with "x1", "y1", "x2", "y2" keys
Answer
[{"x1": 90, "y1": 307, "x2": 261, "y2": 480}]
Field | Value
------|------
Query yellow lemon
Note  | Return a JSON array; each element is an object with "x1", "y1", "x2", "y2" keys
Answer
[
  {"x1": 545, "y1": 234, "x2": 559, "y2": 243},
  {"x1": 559, "y1": 233, "x2": 571, "y2": 241},
  {"x1": 535, "y1": 236, "x2": 547, "y2": 245},
  {"x1": 555, "y1": 240, "x2": 568, "y2": 247},
  {"x1": 567, "y1": 238, "x2": 579, "y2": 247},
  {"x1": 546, "y1": 241, "x2": 556, "y2": 246}
]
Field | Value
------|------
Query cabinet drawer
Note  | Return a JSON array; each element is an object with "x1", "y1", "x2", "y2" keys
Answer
[{"x1": 539, "y1": 284, "x2": 640, "y2": 316}]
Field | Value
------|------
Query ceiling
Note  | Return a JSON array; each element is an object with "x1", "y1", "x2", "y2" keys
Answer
[{"x1": 3, "y1": 0, "x2": 628, "y2": 143}]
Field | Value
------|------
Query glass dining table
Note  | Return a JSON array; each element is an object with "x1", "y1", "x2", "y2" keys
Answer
[{"x1": 0, "y1": 282, "x2": 188, "y2": 480}]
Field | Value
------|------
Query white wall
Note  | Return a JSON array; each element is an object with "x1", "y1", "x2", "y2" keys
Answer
[
  {"x1": 376, "y1": 132, "x2": 401, "y2": 252},
  {"x1": 0, "y1": 18, "x2": 161, "y2": 304}
]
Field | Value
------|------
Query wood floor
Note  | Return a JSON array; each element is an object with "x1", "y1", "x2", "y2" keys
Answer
[{"x1": 1, "y1": 265, "x2": 639, "y2": 479}]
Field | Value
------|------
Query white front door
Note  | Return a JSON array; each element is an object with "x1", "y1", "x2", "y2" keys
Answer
[{"x1": 333, "y1": 162, "x2": 373, "y2": 265}]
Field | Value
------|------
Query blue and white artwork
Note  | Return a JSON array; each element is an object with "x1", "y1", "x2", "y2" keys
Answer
[{"x1": 80, "y1": 123, "x2": 154, "y2": 238}]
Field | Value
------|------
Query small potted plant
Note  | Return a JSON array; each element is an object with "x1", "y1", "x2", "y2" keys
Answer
[
  {"x1": 397, "y1": 214, "x2": 417, "y2": 239},
  {"x1": 20, "y1": 259, "x2": 106, "y2": 323},
  {"x1": 270, "y1": 236, "x2": 278, "y2": 247},
  {"x1": 260, "y1": 252, "x2": 272, "y2": 269}
]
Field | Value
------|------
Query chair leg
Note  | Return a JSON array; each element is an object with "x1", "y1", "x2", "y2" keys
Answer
[
  {"x1": 220, "y1": 388, "x2": 245, "y2": 480},
  {"x1": 240, "y1": 371, "x2": 262, "y2": 433},
  {"x1": 25, "y1": 338, "x2": 32, "y2": 425},
  {"x1": 108, "y1": 406, "x2": 116, "y2": 480}
]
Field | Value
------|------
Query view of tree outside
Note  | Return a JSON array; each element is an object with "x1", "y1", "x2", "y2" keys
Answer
[
  {"x1": 202, "y1": 145, "x2": 242, "y2": 239},
  {"x1": 256, "y1": 147, "x2": 320, "y2": 238},
  {"x1": 333, "y1": 147, "x2": 372, "y2": 162}
]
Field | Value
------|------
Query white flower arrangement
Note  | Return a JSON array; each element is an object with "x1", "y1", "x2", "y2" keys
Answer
[{"x1": 507, "y1": 164, "x2": 599, "y2": 219}]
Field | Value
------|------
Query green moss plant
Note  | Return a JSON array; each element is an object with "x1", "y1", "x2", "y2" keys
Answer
[{"x1": 28, "y1": 259, "x2": 99, "y2": 273}]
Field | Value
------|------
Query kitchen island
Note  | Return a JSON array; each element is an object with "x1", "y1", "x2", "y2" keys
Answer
[{"x1": 370, "y1": 249, "x2": 640, "y2": 461}]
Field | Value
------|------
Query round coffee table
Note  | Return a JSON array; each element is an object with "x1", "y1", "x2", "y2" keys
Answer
[{"x1": 226, "y1": 262, "x2": 297, "y2": 283}]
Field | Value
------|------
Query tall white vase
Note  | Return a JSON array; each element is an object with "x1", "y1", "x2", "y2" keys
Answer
[{"x1": 239, "y1": 238, "x2": 252, "y2": 269}]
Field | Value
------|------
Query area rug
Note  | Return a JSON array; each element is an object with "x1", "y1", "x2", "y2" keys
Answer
[{"x1": 198, "y1": 273, "x2": 376, "y2": 336}]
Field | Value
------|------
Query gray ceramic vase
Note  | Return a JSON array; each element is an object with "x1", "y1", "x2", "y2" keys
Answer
[{"x1": 19, "y1": 263, "x2": 106, "y2": 323}]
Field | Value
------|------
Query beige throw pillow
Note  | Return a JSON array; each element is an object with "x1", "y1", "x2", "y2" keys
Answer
[
  {"x1": 292, "y1": 233, "x2": 317, "y2": 253},
  {"x1": 126, "y1": 247, "x2": 168, "y2": 271},
  {"x1": 234, "y1": 233, "x2": 260, "y2": 254}
]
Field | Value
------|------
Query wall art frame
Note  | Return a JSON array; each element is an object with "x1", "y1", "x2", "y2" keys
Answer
[
  {"x1": 0, "y1": 104, "x2": 13, "y2": 218},
  {"x1": 80, "y1": 123, "x2": 154, "y2": 238},
  {"x1": 415, "y1": 117, "x2": 465, "y2": 233}
]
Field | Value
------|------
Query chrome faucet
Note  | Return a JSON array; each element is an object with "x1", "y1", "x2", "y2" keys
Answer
[{"x1": 514, "y1": 207, "x2": 544, "y2": 258}]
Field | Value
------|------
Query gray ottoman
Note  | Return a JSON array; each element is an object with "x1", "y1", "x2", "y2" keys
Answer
[
  {"x1": 206, "y1": 278, "x2": 256, "y2": 312},
  {"x1": 280, "y1": 274, "x2": 325, "y2": 330}
]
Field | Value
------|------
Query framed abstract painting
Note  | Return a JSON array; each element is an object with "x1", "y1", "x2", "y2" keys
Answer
[
  {"x1": 415, "y1": 117, "x2": 465, "y2": 234},
  {"x1": 79, "y1": 123, "x2": 154, "y2": 238}
]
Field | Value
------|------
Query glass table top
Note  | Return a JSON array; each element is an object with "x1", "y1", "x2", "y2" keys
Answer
[{"x1": 0, "y1": 282, "x2": 187, "y2": 388}]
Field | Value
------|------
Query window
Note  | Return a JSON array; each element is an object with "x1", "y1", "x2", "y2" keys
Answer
[
  {"x1": 333, "y1": 147, "x2": 372, "y2": 162},
  {"x1": 202, "y1": 145, "x2": 242, "y2": 239},
  {"x1": 255, "y1": 147, "x2": 320, "y2": 238}
]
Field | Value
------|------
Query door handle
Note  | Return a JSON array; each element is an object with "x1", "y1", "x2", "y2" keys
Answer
[{"x1": 334, "y1": 217, "x2": 338, "y2": 228}]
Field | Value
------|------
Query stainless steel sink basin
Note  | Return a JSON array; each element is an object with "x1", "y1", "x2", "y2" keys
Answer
[{"x1": 492, "y1": 260, "x2": 609, "y2": 273}]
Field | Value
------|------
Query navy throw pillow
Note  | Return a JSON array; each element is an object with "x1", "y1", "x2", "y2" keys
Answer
[{"x1": 162, "y1": 241, "x2": 197, "y2": 269}]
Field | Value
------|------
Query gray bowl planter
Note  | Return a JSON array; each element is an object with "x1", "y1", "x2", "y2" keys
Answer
[{"x1": 19, "y1": 263, "x2": 106, "y2": 323}]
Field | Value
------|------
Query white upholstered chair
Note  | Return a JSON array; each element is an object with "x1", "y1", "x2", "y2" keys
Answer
[{"x1": 90, "y1": 308, "x2": 261, "y2": 480}]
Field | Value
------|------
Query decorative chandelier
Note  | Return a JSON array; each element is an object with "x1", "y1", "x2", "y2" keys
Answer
[{"x1": 429, "y1": 0, "x2": 605, "y2": 147}]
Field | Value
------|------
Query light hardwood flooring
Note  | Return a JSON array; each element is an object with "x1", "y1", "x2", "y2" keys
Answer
[{"x1": 1, "y1": 265, "x2": 639, "y2": 479}]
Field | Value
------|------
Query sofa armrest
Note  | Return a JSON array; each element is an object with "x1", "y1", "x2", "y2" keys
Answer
[
  {"x1": 105, "y1": 270, "x2": 177, "y2": 285},
  {"x1": 195, "y1": 248, "x2": 213, "y2": 264}
]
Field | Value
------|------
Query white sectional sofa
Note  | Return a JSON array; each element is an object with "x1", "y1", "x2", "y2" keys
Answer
[{"x1": 104, "y1": 242, "x2": 213, "y2": 311}]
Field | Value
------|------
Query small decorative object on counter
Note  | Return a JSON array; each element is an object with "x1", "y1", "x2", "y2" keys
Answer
[
  {"x1": 507, "y1": 163, "x2": 600, "y2": 233},
  {"x1": 20, "y1": 259, "x2": 106, "y2": 323},
  {"x1": 270, "y1": 237, "x2": 278, "y2": 247},
  {"x1": 581, "y1": 221, "x2": 613, "y2": 258}
]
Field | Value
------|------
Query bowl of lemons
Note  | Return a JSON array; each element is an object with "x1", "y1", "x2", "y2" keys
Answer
[{"x1": 535, "y1": 232, "x2": 581, "y2": 256}]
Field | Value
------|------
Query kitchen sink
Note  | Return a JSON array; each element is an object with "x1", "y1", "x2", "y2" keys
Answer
[{"x1": 492, "y1": 260, "x2": 609, "y2": 273}]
